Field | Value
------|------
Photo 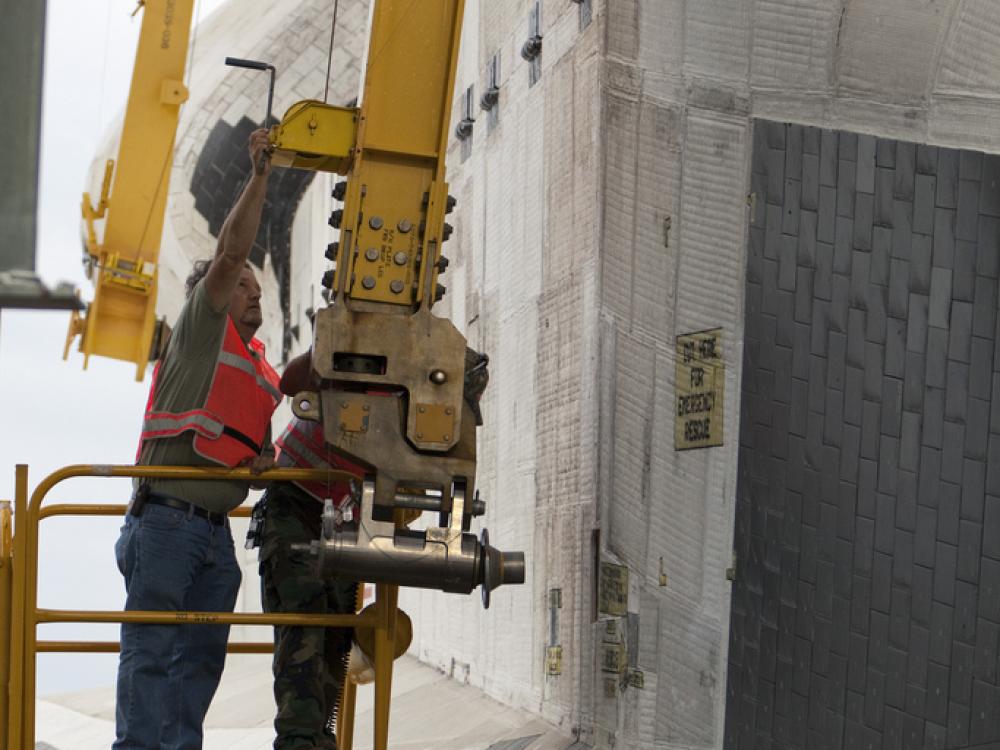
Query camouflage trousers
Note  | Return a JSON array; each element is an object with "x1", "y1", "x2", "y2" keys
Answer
[{"x1": 260, "y1": 483, "x2": 357, "y2": 750}]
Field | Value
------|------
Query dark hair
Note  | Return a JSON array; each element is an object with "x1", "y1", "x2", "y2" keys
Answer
[
  {"x1": 185, "y1": 259, "x2": 212, "y2": 298},
  {"x1": 185, "y1": 259, "x2": 255, "y2": 298}
]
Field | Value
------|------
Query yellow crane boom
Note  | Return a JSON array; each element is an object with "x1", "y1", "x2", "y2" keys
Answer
[{"x1": 67, "y1": 0, "x2": 194, "y2": 380}]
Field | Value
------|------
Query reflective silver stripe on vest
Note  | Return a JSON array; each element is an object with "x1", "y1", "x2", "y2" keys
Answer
[
  {"x1": 142, "y1": 411, "x2": 224, "y2": 439},
  {"x1": 217, "y1": 350, "x2": 282, "y2": 402},
  {"x1": 278, "y1": 430, "x2": 334, "y2": 470}
]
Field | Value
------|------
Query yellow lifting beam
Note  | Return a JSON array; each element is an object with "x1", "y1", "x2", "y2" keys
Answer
[{"x1": 67, "y1": 0, "x2": 195, "y2": 381}]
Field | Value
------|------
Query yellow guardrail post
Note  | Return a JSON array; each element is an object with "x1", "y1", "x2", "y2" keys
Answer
[
  {"x1": 0, "y1": 499, "x2": 12, "y2": 750},
  {"x1": 7, "y1": 465, "x2": 27, "y2": 750},
  {"x1": 15, "y1": 464, "x2": 385, "y2": 748},
  {"x1": 372, "y1": 583, "x2": 398, "y2": 750}
]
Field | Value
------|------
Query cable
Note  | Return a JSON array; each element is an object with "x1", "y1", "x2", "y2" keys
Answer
[{"x1": 323, "y1": 0, "x2": 342, "y2": 103}]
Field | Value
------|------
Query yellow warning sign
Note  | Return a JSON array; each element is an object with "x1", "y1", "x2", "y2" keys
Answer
[
  {"x1": 675, "y1": 328, "x2": 724, "y2": 450},
  {"x1": 599, "y1": 562, "x2": 628, "y2": 616}
]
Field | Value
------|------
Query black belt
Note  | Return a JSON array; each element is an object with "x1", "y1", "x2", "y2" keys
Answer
[{"x1": 131, "y1": 492, "x2": 228, "y2": 526}]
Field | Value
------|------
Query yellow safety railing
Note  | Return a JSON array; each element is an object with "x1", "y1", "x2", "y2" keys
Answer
[{"x1": 4, "y1": 464, "x2": 404, "y2": 750}]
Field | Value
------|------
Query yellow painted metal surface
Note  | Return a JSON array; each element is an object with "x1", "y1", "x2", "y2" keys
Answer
[
  {"x1": 332, "y1": 0, "x2": 464, "y2": 307},
  {"x1": 71, "y1": 0, "x2": 195, "y2": 380},
  {"x1": 0, "y1": 501, "x2": 11, "y2": 750},
  {"x1": 270, "y1": 100, "x2": 357, "y2": 173},
  {"x1": 5, "y1": 463, "x2": 402, "y2": 749}
]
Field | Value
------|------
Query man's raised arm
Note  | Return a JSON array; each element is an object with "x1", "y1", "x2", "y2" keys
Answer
[{"x1": 204, "y1": 128, "x2": 272, "y2": 311}]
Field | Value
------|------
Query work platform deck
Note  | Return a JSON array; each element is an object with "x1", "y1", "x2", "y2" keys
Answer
[{"x1": 35, "y1": 654, "x2": 573, "y2": 749}]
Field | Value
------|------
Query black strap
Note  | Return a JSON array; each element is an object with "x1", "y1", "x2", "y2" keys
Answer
[{"x1": 222, "y1": 425, "x2": 263, "y2": 455}]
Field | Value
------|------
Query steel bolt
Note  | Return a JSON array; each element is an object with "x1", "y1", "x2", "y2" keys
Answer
[
  {"x1": 365, "y1": 247, "x2": 379, "y2": 262},
  {"x1": 429, "y1": 369, "x2": 447, "y2": 384},
  {"x1": 369, "y1": 216, "x2": 384, "y2": 230},
  {"x1": 389, "y1": 280, "x2": 404, "y2": 294},
  {"x1": 361, "y1": 276, "x2": 376, "y2": 289},
  {"x1": 398, "y1": 219, "x2": 412, "y2": 233},
  {"x1": 393, "y1": 251, "x2": 408, "y2": 266}
]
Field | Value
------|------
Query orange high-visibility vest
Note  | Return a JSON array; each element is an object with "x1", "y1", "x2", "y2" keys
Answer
[
  {"x1": 275, "y1": 417, "x2": 364, "y2": 505},
  {"x1": 138, "y1": 318, "x2": 281, "y2": 467}
]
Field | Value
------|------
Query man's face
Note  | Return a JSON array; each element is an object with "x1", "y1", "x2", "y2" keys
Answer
[{"x1": 230, "y1": 266, "x2": 263, "y2": 342}]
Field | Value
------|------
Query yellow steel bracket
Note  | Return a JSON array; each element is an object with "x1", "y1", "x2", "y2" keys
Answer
[
  {"x1": 67, "y1": 0, "x2": 195, "y2": 381},
  {"x1": 81, "y1": 160, "x2": 115, "y2": 257},
  {"x1": 269, "y1": 101, "x2": 358, "y2": 174}
]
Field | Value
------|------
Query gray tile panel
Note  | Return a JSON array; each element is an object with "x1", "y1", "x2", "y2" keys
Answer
[
  {"x1": 960, "y1": 149, "x2": 982, "y2": 181},
  {"x1": 783, "y1": 179, "x2": 802, "y2": 237},
  {"x1": 802, "y1": 154, "x2": 819, "y2": 212},
  {"x1": 732, "y1": 126, "x2": 999, "y2": 749},
  {"x1": 933, "y1": 207, "x2": 956, "y2": 269},
  {"x1": 905, "y1": 294, "x2": 928, "y2": 353},
  {"x1": 902, "y1": 352, "x2": 925, "y2": 411},
  {"x1": 953, "y1": 240, "x2": 977, "y2": 302},
  {"x1": 786, "y1": 124, "x2": 803, "y2": 181},
  {"x1": 945, "y1": 363, "x2": 969, "y2": 422},
  {"x1": 976, "y1": 215, "x2": 1000, "y2": 278},
  {"x1": 914, "y1": 175, "x2": 936, "y2": 235},
  {"x1": 936, "y1": 148, "x2": 959, "y2": 210},
  {"x1": 854, "y1": 193, "x2": 874, "y2": 251},
  {"x1": 980, "y1": 155, "x2": 1000, "y2": 216},
  {"x1": 767, "y1": 147, "x2": 786, "y2": 204},
  {"x1": 798, "y1": 210, "x2": 818, "y2": 267},
  {"x1": 957, "y1": 179, "x2": 980, "y2": 241},
  {"x1": 820, "y1": 129, "x2": 838, "y2": 187},
  {"x1": 928, "y1": 269, "x2": 953, "y2": 329},
  {"x1": 894, "y1": 142, "x2": 916, "y2": 201},
  {"x1": 891, "y1": 200, "x2": 913, "y2": 259},
  {"x1": 850, "y1": 250, "x2": 871, "y2": 309},
  {"x1": 971, "y1": 276, "x2": 997, "y2": 339},
  {"x1": 838, "y1": 160, "x2": 857, "y2": 219},
  {"x1": 917, "y1": 145, "x2": 938, "y2": 175}
]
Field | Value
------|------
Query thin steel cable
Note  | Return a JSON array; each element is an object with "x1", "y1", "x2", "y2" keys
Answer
[{"x1": 323, "y1": 0, "x2": 342, "y2": 103}]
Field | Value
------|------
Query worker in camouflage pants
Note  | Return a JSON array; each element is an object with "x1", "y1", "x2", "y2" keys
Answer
[
  {"x1": 257, "y1": 345, "x2": 490, "y2": 749},
  {"x1": 259, "y1": 478, "x2": 358, "y2": 750}
]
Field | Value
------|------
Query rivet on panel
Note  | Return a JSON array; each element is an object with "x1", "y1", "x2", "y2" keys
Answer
[
  {"x1": 369, "y1": 216, "x2": 384, "y2": 230},
  {"x1": 393, "y1": 251, "x2": 408, "y2": 266},
  {"x1": 390, "y1": 280, "x2": 404, "y2": 294},
  {"x1": 398, "y1": 219, "x2": 412, "y2": 233},
  {"x1": 365, "y1": 248, "x2": 379, "y2": 262},
  {"x1": 361, "y1": 276, "x2": 376, "y2": 289}
]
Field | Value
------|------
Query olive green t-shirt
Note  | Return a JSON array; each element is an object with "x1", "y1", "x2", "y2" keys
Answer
[{"x1": 136, "y1": 279, "x2": 269, "y2": 513}]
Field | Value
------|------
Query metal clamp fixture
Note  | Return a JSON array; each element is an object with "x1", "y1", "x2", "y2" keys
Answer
[{"x1": 303, "y1": 478, "x2": 525, "y2": 608}]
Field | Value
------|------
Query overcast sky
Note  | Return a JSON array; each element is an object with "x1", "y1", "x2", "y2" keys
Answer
[{"x1": 0, "y1": 0, "x2": 226, "y2": 696}]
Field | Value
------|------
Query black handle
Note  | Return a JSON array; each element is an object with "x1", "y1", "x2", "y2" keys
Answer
[{"x1": 225, "y1": 56, "x2": 269, "y2": 71}]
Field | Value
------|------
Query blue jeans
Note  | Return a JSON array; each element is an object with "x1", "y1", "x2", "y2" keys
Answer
[{"x1": 113, "y1": 503, "x2": 242, "y2": 749}]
